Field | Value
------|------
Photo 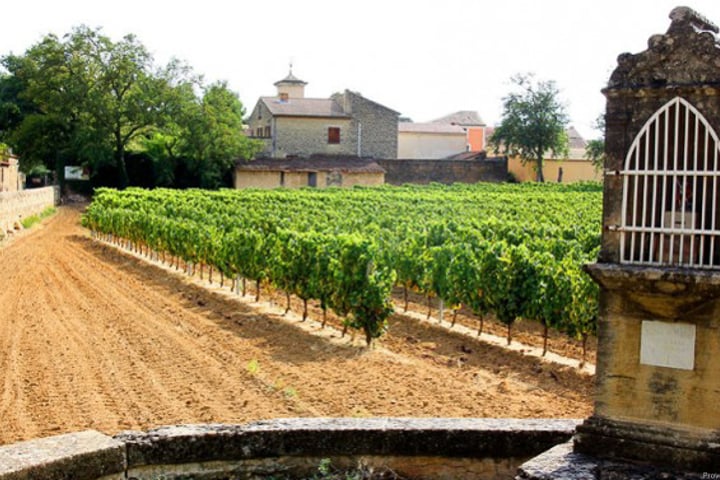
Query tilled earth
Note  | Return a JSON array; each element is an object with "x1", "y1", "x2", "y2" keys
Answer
[{"x1": 0, "y1": 206, "x2": 593, "y2": 446}]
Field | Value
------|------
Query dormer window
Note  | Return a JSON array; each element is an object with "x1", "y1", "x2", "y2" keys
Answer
[
  {"x1": 279, "y1": 92, "x2": 289, "y2": 102},
  {"x1": 619, "y1": 96, "x2": 720, "y2": 268}
]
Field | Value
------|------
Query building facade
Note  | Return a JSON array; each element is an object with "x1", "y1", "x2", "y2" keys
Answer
[
  {"x1": 235, "y1": 157, "x2": 385, "y2": 189},
  {"x1": 247, "y1": 71, "x2": 399, "y2": 159},
  {"x1": 396, "y1": 111, "x2": 487, "y2": 159}
]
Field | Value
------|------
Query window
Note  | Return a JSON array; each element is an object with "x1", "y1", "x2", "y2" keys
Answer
[
  {"x1": 308, "y1": 172, "x2": 317, "y2": 187},
  {"x1": 619, "y1": 96, "x2": 720, "y2": 268},
  {"x1": 328, "y1": 127, "x2": 340, "y2": 144},
  {"x1": 280, "y1": 171, "x2": 285, "y2": 187},
  {"x1": 279, "y1": 92, "x2": 289, "y2": 102},
  {"x1": 264, "y1": 126, "x2": 271, "y2": 138}
]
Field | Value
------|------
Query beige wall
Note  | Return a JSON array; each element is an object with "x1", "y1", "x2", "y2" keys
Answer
[
  {"x1": 234, "y1": 169, "x2": 383, "y2": 189},
  {"x1": 397, "y1": 132, "x2": 466, "y2": 159},
  {"x1": 508, "y1": 156, "x2": 601, "y2": 183},
  {"x1": 234, "y1": 171, "x2": 281, "y2": 189}
]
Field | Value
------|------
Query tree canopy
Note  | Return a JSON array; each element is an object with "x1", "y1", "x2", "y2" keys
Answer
[
  {"x1": 0, "y1": 25, "x2": 260, "y2": 189},
  {"x1": 490, "y1": 73, "x2": 569, "y2": 182}
]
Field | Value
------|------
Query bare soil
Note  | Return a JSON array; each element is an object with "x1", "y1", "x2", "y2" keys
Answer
[{"x1": 0, "y1": 207, "x2": 593, "y2": 446}]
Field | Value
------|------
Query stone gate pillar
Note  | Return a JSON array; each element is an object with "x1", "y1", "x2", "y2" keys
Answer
[{"x1": 575, "y1": 7, "x2": 720, "y2": 471}]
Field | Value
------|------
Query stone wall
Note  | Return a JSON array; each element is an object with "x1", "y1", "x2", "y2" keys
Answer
[
  {"x1": 274, "y1": 116, "x2": 355, "y2": 159},
  {"x1": 0, "y1": 186, "x2": 59, "y2": 234},
  {"x1": 379, "y1": 157, "x2": 508, "y2": 185},
  {"x1": 341, "y1": 90, "x2": 399, "y2": 159},
  {"x1": 0, "y1": 156, "x2": 22, "y2": 192},
  {"x1": 0, "y1": 418, "x2": 578, "y2": 480}
]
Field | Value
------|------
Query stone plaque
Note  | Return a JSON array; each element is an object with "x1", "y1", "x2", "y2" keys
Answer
[{"x1": 640, "y1": 320, "x2": 696, "y2": 370}]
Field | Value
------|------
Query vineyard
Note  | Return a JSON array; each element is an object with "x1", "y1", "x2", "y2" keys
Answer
[{"x1": 82, "y1": 182, "x2": 602, "y2": 360}]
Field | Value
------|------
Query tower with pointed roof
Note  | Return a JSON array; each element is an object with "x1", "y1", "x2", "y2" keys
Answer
[{"x1": 274, "y1": 67, "x2": 308, "y2": 100}]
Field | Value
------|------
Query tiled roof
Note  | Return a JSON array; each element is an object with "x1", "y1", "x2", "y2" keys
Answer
[
  {"x1": 273, "y1": 71, "x2": 307, "y2": 86},
  {"x1": 399, "y1": 123, "x2": 466, "y2": 134},
  {"x1": 432, "y1": 111, "x2": 486, "y2": 126},
  {"x1": 261, "y1": 97, "x2": 350, "y2": 118},
  {"x1": 236, "y1": 156, "x2": 385, "y2": 174}
]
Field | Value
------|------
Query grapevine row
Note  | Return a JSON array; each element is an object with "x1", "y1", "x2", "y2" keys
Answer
[{"x1": 82, "y1": 182, "x2": 601, "y2": 357}]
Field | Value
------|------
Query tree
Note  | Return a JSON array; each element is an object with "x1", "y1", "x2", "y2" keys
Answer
[
  {"x1": 3, "y1": 26, "x2": 186, "y2": 187},
  {"x1": 490, "y1": 73, "x2": 569, "y2": 182},
  {"x1": 585, "y1": 114, "x2": 606, "y2": 171},
  {"x1": 176, "y1": 81, "x2": 262, "y2": 189}
]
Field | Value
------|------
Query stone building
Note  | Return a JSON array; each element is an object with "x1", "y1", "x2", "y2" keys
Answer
[
  {"x1": 234, "y1": 156, "x2": 385, "y2": 189},
  {"x1": 573, "y1": 5, "x2": 720, "y2": 473},
  {"x1": 0, "y1": 153, "x2": 22, "y2": 192},
  {"x1": 246, "y1": 71, "x2": 399, "y2": 160}
]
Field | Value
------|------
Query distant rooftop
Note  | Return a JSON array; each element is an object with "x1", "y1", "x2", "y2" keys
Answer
[
  {"x1": 566, "y1": 126, "x2": 587, "y2": 149},
  {"x1": 260, "y1": 97, "x2": 349, "y2": 118},
  {"x1": 398, "y1": 122, "x2": 466, "y2": 134},
  {"x1": 273, "y1": 69, "x2": 308, "y2": 86},
  {"x1": 432, "y1": 111, "x2": 486, "y2": 126}
]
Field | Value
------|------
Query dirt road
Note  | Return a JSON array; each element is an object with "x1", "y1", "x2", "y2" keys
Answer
[{"x1": 0, "y1": 207, "x2": 592, "y2": 445}]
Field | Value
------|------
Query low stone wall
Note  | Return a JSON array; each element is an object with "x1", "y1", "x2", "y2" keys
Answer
[
  {"x1": 0, "y1": 187, "x2": 59, "y2": 234},
  {"x1": 378, "y1": 158, "x2": 508, "y2": 185},
  {"x1": 0, "y1": 418, "x2": 579, "y2": 480},
  {"x1": 517, "y1": 441, "x2": 708, "y2": 479}
]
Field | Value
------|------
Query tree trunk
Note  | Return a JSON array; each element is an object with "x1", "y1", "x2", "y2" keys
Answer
[
  {"x1": 220, "y1": 271, "x2": 224, "y2": 287},
  {"x1": 200, "y1": 263, "x2": 204, "y2": 280},
  {"x1": 535, "y1": 155, "x2": 544, "y2": 183},
  {"x1": 580, "y1": 334, "x2": 588, "y2": 368},
  {"x1": 426, "y1": 294, "x2": 432, "y2": 320},
  {"x1": 302, "y1": 299, "x2": 308, "y2": 322},
  {"x1": 255, "y1": 279, "x2": 261, "y2": 302},
  {"x1": 284, "y1": 291, "x2": 291, "y2": 315},
  {"x1": 115, "y1": 134, "x2": 129, "y2": 189},
  {"x1": 542, "y1": 322, "x2": 549, "y2": 357},
  {"x1": 507, "y1": 323, "x2": 513, "y2": 346},
  {"x1": 321, "y1": 307, "x2": 328, "y2": 328},
  {"x1": 477, "y1": 313, "x2": 484, "y2": 337},
  {"x1": 451, "y1": 308, "x2": 458, "y2": 327},
  {"x1": 209, "y1": 266, "x2": 213, "y2": 284},
  {"x1": 403, "y1": 285, "x2": 409, "y2": 312},
  {"x1": 242, "y1": 278, "x2": 246, "y2": 296}
]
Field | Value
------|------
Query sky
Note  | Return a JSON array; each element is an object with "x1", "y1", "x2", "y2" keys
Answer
[{"x1": 3, "y1": 1, "x2": 720, "y2": 141}]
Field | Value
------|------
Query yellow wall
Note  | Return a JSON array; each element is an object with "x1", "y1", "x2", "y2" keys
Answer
[
  {"x1": 508, "y1": 156, "x2": 601, "y2": 183},
  {"x1": 234, "y1": 171, "x2": 281, "y2": 189}
]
